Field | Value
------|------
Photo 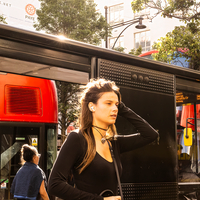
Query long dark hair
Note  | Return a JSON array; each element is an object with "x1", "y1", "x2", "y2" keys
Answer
[{"x1": 78, "y1": 79, "x2": 121, "y2": 173}]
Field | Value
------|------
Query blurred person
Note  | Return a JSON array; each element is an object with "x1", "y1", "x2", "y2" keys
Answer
[
  {"x1": 11, "y1": 144, "x2": 49, "y2": 200},
  {"x1": 48, "y1": 79, "x2": 158, "y2": 200},
  {"x1": 178, "y1": 153, "x2": 200, "y2": 200}
]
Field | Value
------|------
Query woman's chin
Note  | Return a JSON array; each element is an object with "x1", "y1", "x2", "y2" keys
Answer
[{"x1": 106, "y1": 120, "x2": 116, "y2": 125}]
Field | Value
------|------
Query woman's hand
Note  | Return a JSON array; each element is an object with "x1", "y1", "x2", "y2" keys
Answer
[{"x1": 104, "y1": 196, "x2": 121, "y2": 200}]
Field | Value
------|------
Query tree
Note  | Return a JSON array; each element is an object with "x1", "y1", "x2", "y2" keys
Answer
[
  {"x1": 113, "y1": 46, "x2": 126, "y2": 53},
  {"x1": 131, "y1": 0, "x2": 200, "y2": 23},
  {"x1": 34, "y1": 0, "x2": 110, "y2": 142},
  {"x1": 113, "y1": 46, "x2": 142, "y2": 55},
  {"x1": 131, "y1": 0, "x2": 200, "y2": 70},
  {"x1": 152, "y1": 25, "x2": 200, "y2": 70},
  {"x1": 34, "y1": 0, "x2": 109, "y2": 45},
  {"x1": 0, "y1": 15, "x2": 7, "y2": 24},
  {"x1": 129, "y1": 46, "x2": 142, "y2": 56},
  {"x1": 56, "y1": 81, "x2": 80, "y2": 143}
]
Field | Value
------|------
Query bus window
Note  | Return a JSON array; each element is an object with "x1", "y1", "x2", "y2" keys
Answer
[
  {"x1": 46, "y1": 125, "x2": 57, "y2": 178},
  {"x1": 176, "y1": 92, "x2": 200, "y2": 182},
  {"x1": 0, "y1": 126, "x2": 39, "y2": 199}
]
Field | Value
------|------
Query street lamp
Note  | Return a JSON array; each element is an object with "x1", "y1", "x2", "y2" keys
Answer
[{"x1": 111, "y1": 16, "x2": 146, "y2": 49}]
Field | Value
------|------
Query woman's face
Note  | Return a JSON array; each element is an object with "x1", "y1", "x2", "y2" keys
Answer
[{"x1": 91, "y1": 92, "x2": 119, "y2": 127}]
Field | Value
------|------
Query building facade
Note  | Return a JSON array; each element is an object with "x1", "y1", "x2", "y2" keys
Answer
[{"x1": 95, "y1": 0, "x2": 183, "y2": 54}]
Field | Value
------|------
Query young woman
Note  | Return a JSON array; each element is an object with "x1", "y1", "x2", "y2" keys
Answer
[
  {"x1": 11, "y1": 144, "x2": 49, "y2": 200},
  {"x1": 47, "y1": 79, "x2": 158, "y2": 200}
]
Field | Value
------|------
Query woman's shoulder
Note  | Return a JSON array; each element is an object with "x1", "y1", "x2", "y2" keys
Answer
[
  {"x1": 62, "y1": 129, "x2": 87, "y2": 151},
  {"x1": 58, "y1": 130, "x2": 87, "y2": 165},
  {"x1": 36, "y1": 166, "x2": 46, "y2": 178},
  {"x1": 67, "y1": 129, "x2": 85, "y2": 142},
  {"x1": 28, "y1": 165, "x2": 46, "y2": 182},
  {"x1": 19, "y1": 163, "x2": 45, "y2": 180}
]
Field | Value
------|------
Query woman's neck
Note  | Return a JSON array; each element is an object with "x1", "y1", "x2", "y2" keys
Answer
[
  {"x1": 92, "y1": 125, "x2": 108, "y2": 132},
  {"x1": 92, "y1": 125, "x2": 108, "y2": 144},
  {"x1": 92, "y1": 120, "x2": 108, "y2": 130}
]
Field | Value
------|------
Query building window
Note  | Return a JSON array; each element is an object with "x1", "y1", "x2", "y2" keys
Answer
[
  {"x1": 109, "y1": 36, "x2": 124, "y2": 49},
  {"x1": 135, "y1": 31, "x2": 150, "y2": 52},
  {"x1": 109, "y1": 4, "x2": 124, "y2": 25}
]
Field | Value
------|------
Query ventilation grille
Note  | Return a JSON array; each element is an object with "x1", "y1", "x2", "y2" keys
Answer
[
  {"x1": 119, "y1": 182, "x2": 178, "y2": 200},
  {"x1": 98, "y1": 59, "x2": 174, "y2": 95},
  {"x1": 5, "y1": 85, "x2": 42, "y2": 115}
]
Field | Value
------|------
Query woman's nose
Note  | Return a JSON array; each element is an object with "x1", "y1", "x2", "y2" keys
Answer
[{"x1": 112, "y1": 104, "x2": 118, "y2": 111}]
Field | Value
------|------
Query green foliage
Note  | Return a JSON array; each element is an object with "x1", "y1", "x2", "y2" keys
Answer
[
  {"x1": 113, "y1": 46, "x2": 125, "y2": 53},
  {"x1": 129, "y1": 46, "x2": 142, "y2": 56},
  {"x1": 0, "y1": 15, "x2": 7, "y2": 24},
  {"x1": 131, "y1": 0, "x2": 149, "y2": 14},
  {"x1": 34, "y1": 0, "x2": 110, "y2": 45},
  {"x1": 131, "y1": 0, "x2": 200, "y2": 23},
  {"x1": 131, "y1": 0, "x2": 200, "y2": 70},
  {"x1": 152, "y1": 25, "x2": 200, "y2": 70},
  {"x1": 56, "y1": 81, "x2": 80, "y2": 142}
]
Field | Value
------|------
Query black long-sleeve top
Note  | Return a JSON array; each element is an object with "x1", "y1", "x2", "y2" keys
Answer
[{"x1": 47, "y1": 102, "x2": 158, "y2": 200}]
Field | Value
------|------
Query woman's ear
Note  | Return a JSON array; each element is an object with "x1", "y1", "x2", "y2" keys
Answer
[{"x1": 88, "y1": 102, "x2": 95, "y2": 112}]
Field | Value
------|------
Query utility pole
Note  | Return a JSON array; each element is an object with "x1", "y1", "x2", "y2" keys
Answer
[
  {"x1": 112, "y1": 17, "x2": 146, "y2": 49},
  {"x1": 104, "y1": 6, "x2": 108, "y2": 48},
  {"x1": 104, "y1": 7, "x2": 146, "y2": 49}
]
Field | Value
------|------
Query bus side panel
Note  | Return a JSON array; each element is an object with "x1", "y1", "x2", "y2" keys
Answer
[
  {"x1": 117, "y1": 87, "x2": 177, "y2": 183},
  {"x1": 98, "y1": 58, "x2": 178, "y2": 200}
]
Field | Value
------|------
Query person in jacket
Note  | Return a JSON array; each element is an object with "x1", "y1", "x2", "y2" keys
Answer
[
  {"x1": 47, "y1": 78, "x2": 158, "y2": 200},
  {"x1": 11, "y1": 144, "x2": 49, "y2": 200}
]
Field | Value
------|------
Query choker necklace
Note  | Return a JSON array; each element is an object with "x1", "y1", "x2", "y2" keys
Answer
[
  {"x1": 92, "y1": 125, "x2": 108, "y2": 144},
  {"x1": 92, "y1": 125, "x2": 108, "y2": 131}
]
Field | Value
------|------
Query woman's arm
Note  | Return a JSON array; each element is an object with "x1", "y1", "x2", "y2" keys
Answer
[
  {"x1": 47, "y1": 131, "x2": 103, "y2": 200},
  {"x1": 117, "y1": 102, "x2": 158, "y2": 153},
  {"x1": 39, "y1": 180, "x2": 49, "y2": 200}
]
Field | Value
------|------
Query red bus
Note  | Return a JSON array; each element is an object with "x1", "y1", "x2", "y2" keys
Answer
[{"x1": 0, "y1": 73, "x2": 58, "y2": 199}]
